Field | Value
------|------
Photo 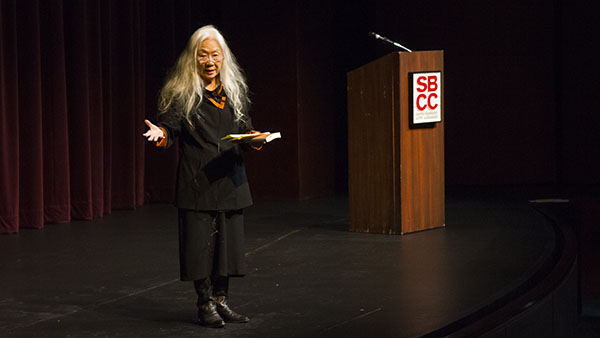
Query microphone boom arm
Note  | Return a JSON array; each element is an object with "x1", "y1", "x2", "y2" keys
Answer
[{"x1": 369, "y1": 32, "x2": 412, "y2": 52}]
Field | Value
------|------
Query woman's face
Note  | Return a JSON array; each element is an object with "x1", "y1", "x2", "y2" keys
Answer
[{"x1": 197, "y1": 38, "x2": 223, "y2": 85}]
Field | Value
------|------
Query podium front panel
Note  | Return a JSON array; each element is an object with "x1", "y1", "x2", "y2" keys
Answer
[{"x1": 348, "y1": 51, "x2": 445, "y2": 235}]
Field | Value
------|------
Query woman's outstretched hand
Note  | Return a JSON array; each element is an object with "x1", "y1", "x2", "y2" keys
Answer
[{"x1": 142, "y1": 119, "x2": 164, "y2": 142}]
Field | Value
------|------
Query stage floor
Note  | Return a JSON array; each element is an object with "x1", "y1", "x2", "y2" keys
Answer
[{"x1": 0, "y1": 190, "x2": 566, "y2": 337}]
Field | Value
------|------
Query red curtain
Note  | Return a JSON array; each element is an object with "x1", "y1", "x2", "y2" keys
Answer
[
  {"x1": 0, "y1": 0, "x2": 147, "y2": 233},
  {"x1": 1, "y1": 0, "x2": 20, "y2": 232}
]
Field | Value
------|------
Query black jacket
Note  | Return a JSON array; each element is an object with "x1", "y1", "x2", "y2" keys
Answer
[{"x1": 157, "y1": 89, "x2": 254, "y2": 211}]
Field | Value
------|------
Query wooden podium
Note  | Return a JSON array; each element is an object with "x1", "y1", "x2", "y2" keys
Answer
[{"x1": 347, "y1": 51, "x2": 445, "y2": 235}]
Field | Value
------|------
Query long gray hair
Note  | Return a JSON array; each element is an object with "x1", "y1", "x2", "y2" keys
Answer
[{"x1": 158, "y1": 25, "x2": 250, "y2": 124}]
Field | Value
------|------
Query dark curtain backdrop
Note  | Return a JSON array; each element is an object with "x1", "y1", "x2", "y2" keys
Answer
[
  {"x1": 1, "y1": 0, "x2": 224, "y2": 233},
  {"x1": 0, "y1": 0, "x2": 147, "y2": 233}
]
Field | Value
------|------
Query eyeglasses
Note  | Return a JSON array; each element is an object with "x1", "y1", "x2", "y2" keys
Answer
[{"x1": 197, "y1": 53, "x2": 223, "y2": 64}]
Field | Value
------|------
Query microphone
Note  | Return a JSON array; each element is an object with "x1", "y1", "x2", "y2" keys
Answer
[{"x1": 369, "y1": 31, "x2": 412, "y2": 52}]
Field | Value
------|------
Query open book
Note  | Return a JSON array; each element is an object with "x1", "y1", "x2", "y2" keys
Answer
[{"x1": 221, "y1": 132, "x2": 282, "y2": 144}]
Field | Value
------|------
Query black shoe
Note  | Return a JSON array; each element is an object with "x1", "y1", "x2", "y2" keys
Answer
[
  {"x1": 214, "y1": 295, "x2": 249, "y2": 323},
  {"x1": 197, "y1": 300, "x2": 225, "y2": 328}
]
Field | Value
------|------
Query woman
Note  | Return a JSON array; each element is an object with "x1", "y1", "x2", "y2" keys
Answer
[{"x1": 143, "y1": 25, "x2": 262, "y2": 328}]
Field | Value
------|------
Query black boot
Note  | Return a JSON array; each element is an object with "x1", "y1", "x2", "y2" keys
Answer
[
  {"x1": 214, "y1": 295, "x2": 249, "y2": 323},
  {"x1": 197, "y1": 300, "x2": 225, "y2": 328}
]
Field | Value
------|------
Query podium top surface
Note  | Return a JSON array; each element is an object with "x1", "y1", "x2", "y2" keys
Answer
[{"x1": 349, "y1": 50, "x2": 444, "y2": 74}]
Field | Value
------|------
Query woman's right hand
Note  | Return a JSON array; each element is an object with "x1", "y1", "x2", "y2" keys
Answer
[{"x1": 142, "y1": 119, "x2": 164, "y2": 142}]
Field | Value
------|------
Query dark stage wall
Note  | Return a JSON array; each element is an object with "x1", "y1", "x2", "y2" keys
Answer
[
  {"x1": 372, "y1": 1, "x2": 599, "y2": 188},
  {"x1": 1, "y1": 0, "x2": 599, "y2": 233}
]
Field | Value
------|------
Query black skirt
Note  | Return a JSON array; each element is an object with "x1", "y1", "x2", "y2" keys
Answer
[{"x1": 177, "y1": 209, "x2": 246, "y2": 281}]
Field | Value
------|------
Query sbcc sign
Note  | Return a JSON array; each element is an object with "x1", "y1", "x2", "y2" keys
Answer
[{"x1": 409, "y1": 71, "x2": 442, "y2": 127}]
